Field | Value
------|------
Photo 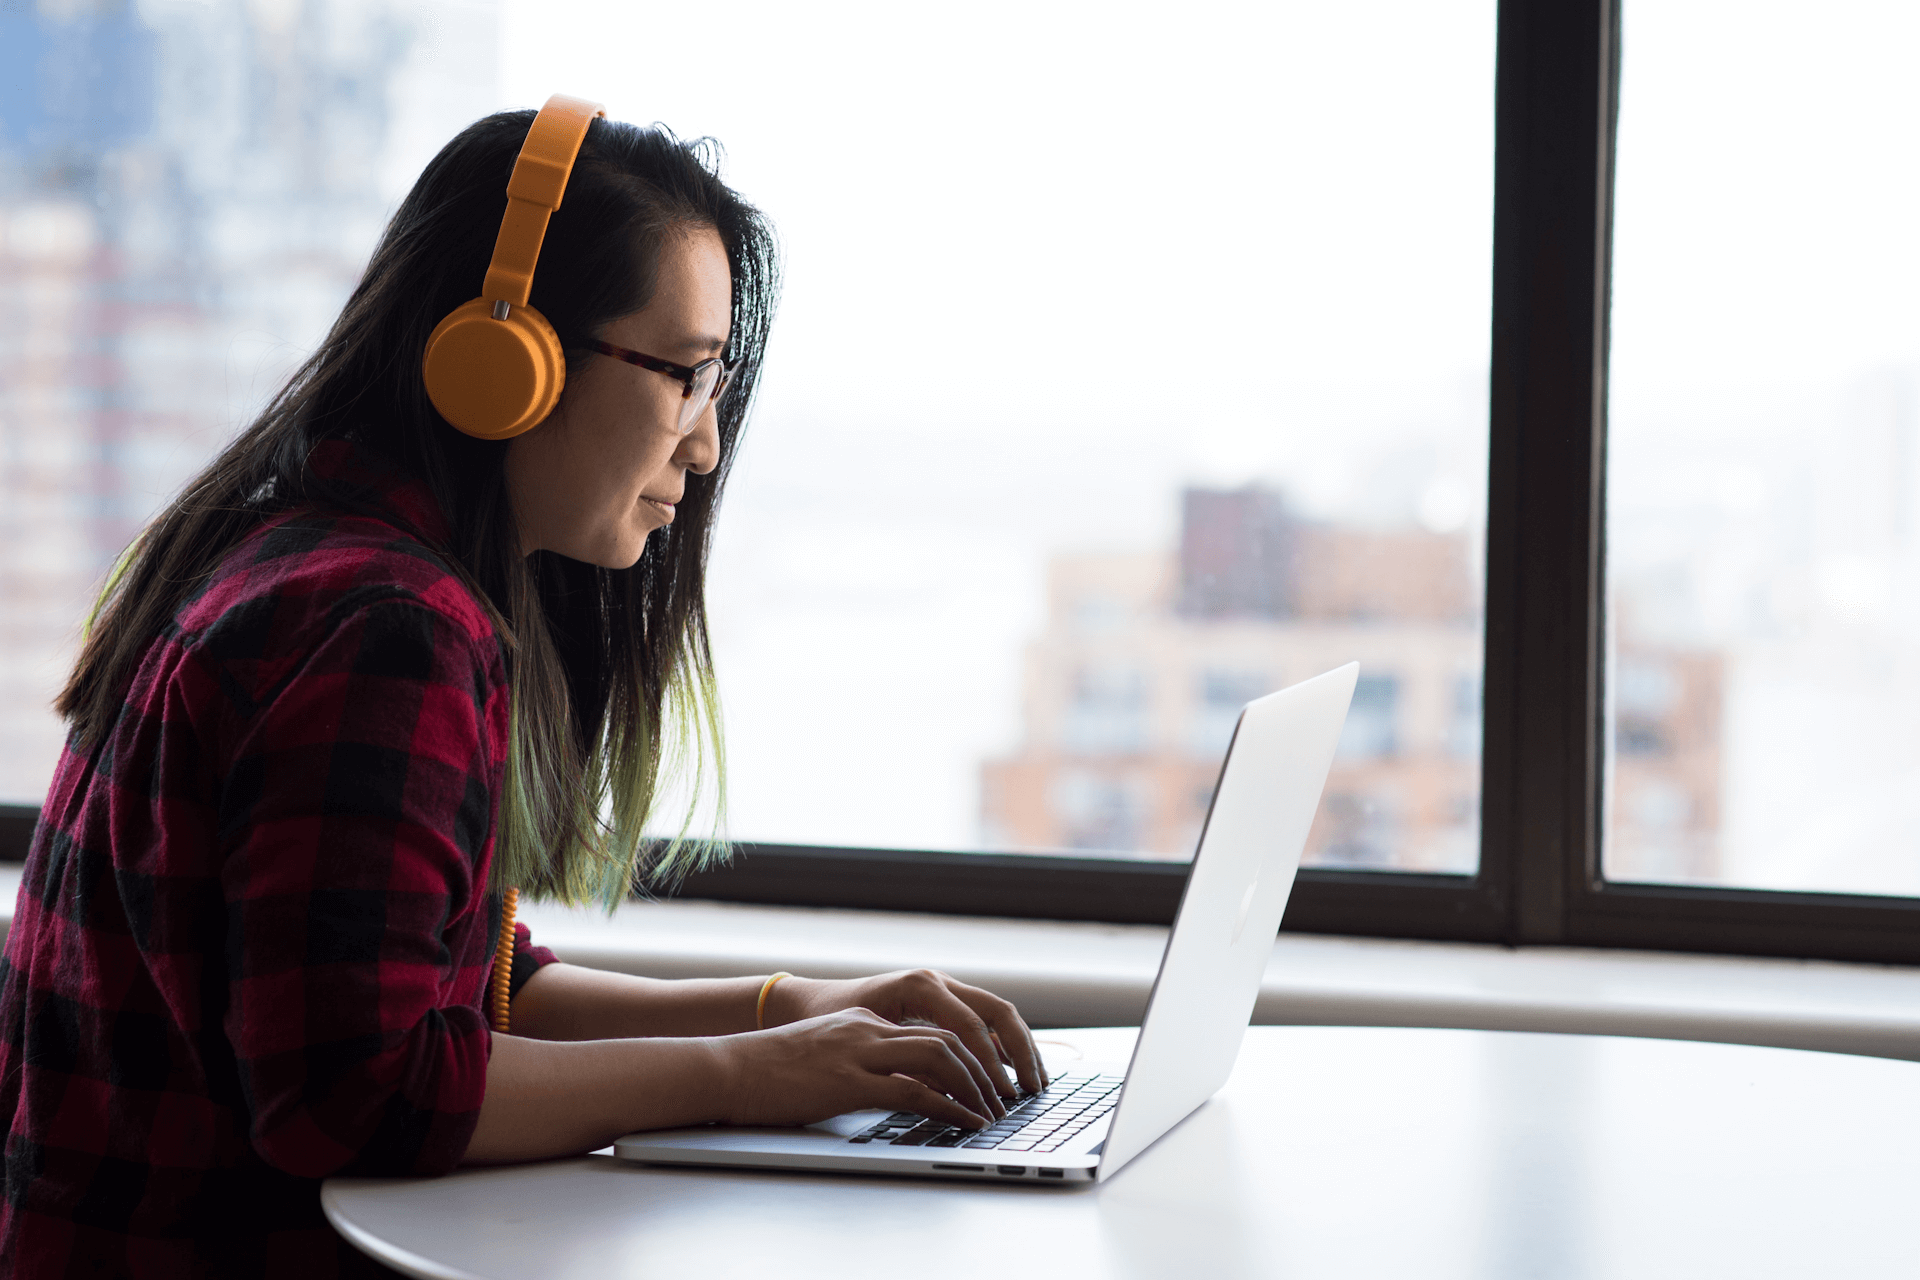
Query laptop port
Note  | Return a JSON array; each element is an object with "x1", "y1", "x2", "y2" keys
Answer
[
  {"x1": 997, "y1": 1166, "x2": 1026, "y2": 1176},
  {"x1": 931, "y1": 1164, "x2": 985, "y2": 1172},
  {"x1": 1038, "y1": 1169, "x2": 1065, "y2": 1179}
]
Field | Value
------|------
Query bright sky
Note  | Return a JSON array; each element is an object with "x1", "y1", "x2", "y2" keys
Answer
[{"x1": 1612, "y1": 0, "x2": 1920, "y2": 394}]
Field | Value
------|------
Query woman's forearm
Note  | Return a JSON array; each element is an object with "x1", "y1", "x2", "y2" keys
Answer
[
  {"x1": 505, "y1": 962, "x2": 765, "y2": 1041},
  {"x1": 470, "y1": 968, "x2": 1045, "y2": 1162},
  {"x1": 465, "y1": 1031, "x2": 732, "y2": 1163}
]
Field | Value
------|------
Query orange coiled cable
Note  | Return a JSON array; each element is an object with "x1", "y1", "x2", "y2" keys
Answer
[{"x1": 490, "y1": 886, "x2": 519, "y2": 1033}]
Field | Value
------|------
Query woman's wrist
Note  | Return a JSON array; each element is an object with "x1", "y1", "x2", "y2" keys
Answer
[
  {"x1": 754, "y1": 972, "x2": 793, "y2": 1030},
  {"x1": 600, "y1": 1034, "x2": 736, "y2": 1132},
  {"x1": 508, "y1": 965, "x2": 795, "y2": 1040},
  {"x1": 681, "y1": 1034, "x2": 738, "y2": 1126},
  {"x1": 758, "y1": 973, "x2": 823, "y2": 1030}
]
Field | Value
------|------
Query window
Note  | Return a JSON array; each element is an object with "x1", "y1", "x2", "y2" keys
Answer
[
  {"x1": 6, "y1": 0, "x2": 1919, "y2": 965},
  {"x1": 655, "y1": 4, "x2": 1496, "y2": 870},
  {"x1": 0, "y1": 0, "x2": 495, "y2": 804},
  {"x1": 1606, "y1": 0, "x2": 1920, "y2": 897},
  {"x1": 1472, "y1": 0, "x2": 1920, "y2": 964}
]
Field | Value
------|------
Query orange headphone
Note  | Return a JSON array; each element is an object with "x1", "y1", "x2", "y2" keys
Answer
[{"x1": 422, "y1": 94, "x2": 607, "y2": 440}]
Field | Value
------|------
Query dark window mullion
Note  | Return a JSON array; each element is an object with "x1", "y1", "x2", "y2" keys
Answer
[{"x1": 1482, "y1": 0, "x2": 1617, "y2": 946}]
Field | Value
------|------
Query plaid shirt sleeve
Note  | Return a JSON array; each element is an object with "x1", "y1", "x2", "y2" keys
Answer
[{"x1": 207, "y1": 593, "x2": 508, "y2": 1179}]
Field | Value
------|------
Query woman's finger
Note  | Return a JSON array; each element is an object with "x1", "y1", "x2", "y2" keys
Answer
[
  {"x1": 896, "y1": 1028, "x2": 999, "y2": 1122},
  {"x1": 883, "y1": 1074, "x2": 990, "y2": 1131},
  {"x1": 899, "y1": 983, "x2": 1017, "y2": 1103},
  {"x1": 920, "y1": 1021, "x2": 1008, "y2": 1117},
  {"x1": 868, "y1": 1031, "x2": 996, "y2": 1126},
  {"x1": 947, "y1": 982, "x2": 1049, "y2": 1092}
]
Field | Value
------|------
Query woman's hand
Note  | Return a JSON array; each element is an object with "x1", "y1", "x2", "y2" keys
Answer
[
  {"x1": 764, "y1": 970, "x2": 1049, "y2": 1099},
  {"x1": 468, "y1": 968, "x2": 1051, "y2": 1161},
  {"x1": 471, "y1": 1009, "x2": 1001, "y2": 1163},
  {"x1": 716, "y1": 1008, "x2": 1003, "y2": 1129}
]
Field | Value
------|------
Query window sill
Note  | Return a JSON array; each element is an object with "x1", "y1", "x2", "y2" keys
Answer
[
  {"x1": 3, "y1": 865, "x2": 1914, "y2": 1062},
  {"x1": 517, "y1": 892, "x2": 1920, "y2": 1063}
]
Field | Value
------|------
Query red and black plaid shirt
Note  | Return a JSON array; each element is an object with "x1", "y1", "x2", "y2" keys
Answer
[{"x1": 0, "y1": 442, "x2": 554, "y2": 1277}]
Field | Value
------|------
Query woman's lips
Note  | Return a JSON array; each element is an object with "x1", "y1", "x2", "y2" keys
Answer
[{"x1": 642, "y1": 497, "x2": 676, "y2": 523}]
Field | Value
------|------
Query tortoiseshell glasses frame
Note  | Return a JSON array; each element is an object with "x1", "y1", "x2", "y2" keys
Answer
[{"x1": 586, "y1": 339, "x2": 733, "y2": 435}]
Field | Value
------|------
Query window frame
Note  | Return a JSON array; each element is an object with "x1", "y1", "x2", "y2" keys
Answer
[
  {"x1": 7, "y1": 0, "x2": 1920, "y2": 966},
  {"x1": 661, "y1": 0, "x2": 1920, "y2": 966},
  {"x1": 1480, "y1": 0, "x2": 1920, "y2": 965}
]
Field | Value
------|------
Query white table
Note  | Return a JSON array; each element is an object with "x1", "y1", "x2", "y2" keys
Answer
[{"x1": 325, "y1": 1026, "x2": 1920, "y2": 1280}]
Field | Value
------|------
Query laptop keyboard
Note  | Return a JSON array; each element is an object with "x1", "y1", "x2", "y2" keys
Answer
[{"x1": 847, "y1": 1071, "x2": 1124, "y2": 1154}]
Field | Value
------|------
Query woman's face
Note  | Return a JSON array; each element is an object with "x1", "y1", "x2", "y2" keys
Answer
[{"x1": 505, "y1": 225, "x2": 731, "y2": 568}]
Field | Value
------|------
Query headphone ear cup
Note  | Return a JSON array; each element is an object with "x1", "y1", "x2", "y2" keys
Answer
[{"x1": 422, "y1": 299, "x2": 567, "y2": 440}]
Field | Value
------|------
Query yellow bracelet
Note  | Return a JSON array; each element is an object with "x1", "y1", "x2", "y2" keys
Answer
[{"x1": 755, "y1": 971, "x2": 793, "y2": 1030}]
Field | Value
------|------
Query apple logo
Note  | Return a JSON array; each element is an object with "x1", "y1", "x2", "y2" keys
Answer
[{"x1": 1230, "y1": 877, "x2": 1260, "y2": 946}]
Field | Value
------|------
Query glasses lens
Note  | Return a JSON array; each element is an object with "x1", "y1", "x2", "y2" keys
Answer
[{"x1": 677, "y1": 362, "x2": 725, "y2": 434}]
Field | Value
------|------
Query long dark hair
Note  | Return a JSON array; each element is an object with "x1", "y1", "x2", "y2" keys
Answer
[{"x1": 58, "y1": 111, "x2": 779, "y2": 904}]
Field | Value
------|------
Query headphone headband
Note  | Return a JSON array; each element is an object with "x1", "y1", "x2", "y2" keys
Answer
[{"x1": 482, "y1": 94, "x2": 606, "y2": 309}]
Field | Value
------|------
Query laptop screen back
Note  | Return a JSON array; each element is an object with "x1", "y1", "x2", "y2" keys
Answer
[{"x1": 1096, "y1": 662, "x2": 1358, "y2": 1181}]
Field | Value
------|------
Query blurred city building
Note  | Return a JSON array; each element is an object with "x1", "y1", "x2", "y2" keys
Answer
[
  {"x1": 983, "y1": 485, "x2": 1724, "y2": 876},
  {"x1": 981, "y1": 486, "x2": 1485, "y2": 870},
  {"x1": 0, "y1": 0, "x2": 494, "y2": 802},
  {"x1": 1608, "y1": 628, "x2": 1725, "y2": 883}
]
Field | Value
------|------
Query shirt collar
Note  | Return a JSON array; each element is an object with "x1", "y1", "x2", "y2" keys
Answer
[{"x1": 306, "y1": 439, "x2": 456, "y2": 549}]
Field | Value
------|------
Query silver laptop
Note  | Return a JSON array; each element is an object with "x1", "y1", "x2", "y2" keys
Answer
[{"x1": 615, "y1": 662, "x2": 1358, "y2": 1186}]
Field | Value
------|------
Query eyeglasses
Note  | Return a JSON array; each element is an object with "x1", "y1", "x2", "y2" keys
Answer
[{"x1": 587, "y1": 339, "x2": 733, "y2": 435}]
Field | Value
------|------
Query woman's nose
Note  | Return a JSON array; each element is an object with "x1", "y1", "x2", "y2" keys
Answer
[{"x1": 680, "y1": 405, "x2": 721, "y2": 475}]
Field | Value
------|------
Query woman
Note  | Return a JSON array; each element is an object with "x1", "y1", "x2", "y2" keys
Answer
[{"x1": 0, "y1": 103, "x2": 1045, "y2": 1277}]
